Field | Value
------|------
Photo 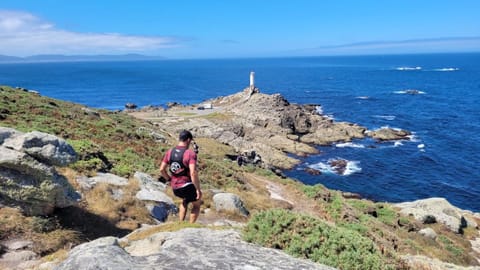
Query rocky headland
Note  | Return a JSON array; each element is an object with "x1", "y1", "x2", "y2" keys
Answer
[
  {"x1": 130, "y1": 87, "x2": 411, "y2": 170},
  {"x1": 1, "y1": 85, "x2": 479, "y2": 270}
]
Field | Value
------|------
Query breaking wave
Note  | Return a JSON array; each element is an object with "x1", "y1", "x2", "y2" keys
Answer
[
  {"x1": 335, "y1": 142, "x2": 365, "y2": 148},
  {"x1": 309, "y1": 159, "x2": 362, "y2": 176}
]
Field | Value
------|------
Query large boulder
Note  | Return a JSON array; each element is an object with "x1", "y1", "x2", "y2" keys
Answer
[
  {"x1": 3, "y1": 130, "x2": 77, "y2": 166},
  {"x1": 213, "y1": 193, "x2": 250, "y2": 217},
  {"x1": 395, "y1": 198, "x2": 478, "y2": 233},
  {"x1": 55, "y1": 228, "x2": 335, "y2": 270},
  {"x1": 133, "y1": 172, "x2": 177, "y2": 222},
  {"x1": 0, "y1": 128, "x2": 79, "y2": 216}
]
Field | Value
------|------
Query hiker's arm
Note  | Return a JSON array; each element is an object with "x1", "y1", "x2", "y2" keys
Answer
[
  {"x1": 159, "y1": 161, "x2": 170, "y2": 182},
  {"x1": 189, "y1": 162, "x2": 202, "y2": 200}
]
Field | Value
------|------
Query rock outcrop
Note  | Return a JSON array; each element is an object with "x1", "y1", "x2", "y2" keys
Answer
[
  {"x1": 395, "y1": 198, "x2": 478, "y2": 233},
  {"x1": 55, "y1": 228, "x2": 336, "y2": 270},
  {"x1": 0, "y1": 127, "x2": 80, "y2": 216}
]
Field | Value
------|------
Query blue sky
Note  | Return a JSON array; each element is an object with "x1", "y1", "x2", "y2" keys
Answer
[{"x1": 1, "y1": 0, "x2": 479, "y2": 59}]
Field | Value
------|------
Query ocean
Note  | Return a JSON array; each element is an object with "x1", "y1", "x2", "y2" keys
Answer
[{"x1": 1, "y1": 53, "x2": 479, "y2": 212}]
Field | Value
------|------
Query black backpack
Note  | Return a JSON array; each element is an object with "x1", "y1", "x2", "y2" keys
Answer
[{"x1": 169, "y1": 148, "x2": 189, "y2": 177}]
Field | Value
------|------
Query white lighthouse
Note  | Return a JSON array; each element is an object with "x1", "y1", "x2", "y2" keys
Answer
[{"x1": 249, "y1": 71, "x2": 255, "y2": 90}]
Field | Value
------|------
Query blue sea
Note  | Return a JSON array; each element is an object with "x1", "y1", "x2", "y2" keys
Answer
[{"x1": 1, "y1": 53, "x2": 479, "y2": 212}]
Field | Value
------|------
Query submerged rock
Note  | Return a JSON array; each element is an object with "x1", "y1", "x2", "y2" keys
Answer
[{"x1": 366, "y1": 127, "x2": 411, "y2": 141}]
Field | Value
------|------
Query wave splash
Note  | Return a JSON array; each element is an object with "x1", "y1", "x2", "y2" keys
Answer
[{"x1": 309, "y1": 158, "x2": 362, "y2": 176}]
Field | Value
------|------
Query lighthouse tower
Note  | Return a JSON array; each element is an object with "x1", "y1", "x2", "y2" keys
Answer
[{"x1": 249, "y1": 71, "x2": 255, "y2": 90}]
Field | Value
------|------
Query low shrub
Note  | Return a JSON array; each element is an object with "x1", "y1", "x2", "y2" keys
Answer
[{"x1": 243, "y1": 209, "x2": 390, "y2": 270}]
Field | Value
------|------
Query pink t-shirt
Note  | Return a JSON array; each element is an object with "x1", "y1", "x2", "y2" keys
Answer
[{"x1": 162, "y1": 146, "x2": 197, "y2": 189}]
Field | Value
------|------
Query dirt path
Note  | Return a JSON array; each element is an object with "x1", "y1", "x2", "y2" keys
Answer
[{"x1": 245, "y1": 173, "x2": 328, "y2": 220}]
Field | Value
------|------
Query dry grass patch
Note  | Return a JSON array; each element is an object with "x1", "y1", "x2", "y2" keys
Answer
[
  {"x1": 0, "y1": 207, "x2": 81, "y2": 256},
  {"x1": 83, "y1": 179, "x2": 152, "y2": 229},
  {"x1": 195, "y1": 137, "x2": 235, "y2": 159}
]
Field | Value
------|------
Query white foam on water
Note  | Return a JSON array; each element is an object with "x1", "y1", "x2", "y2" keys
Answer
[
  {"x1": 417, "y1": 143, "x2": 425, "y2": 149},
  {"x1": 344, "y1": 160, "x2": 362, "y2": 176},
  {"x1": 315, "y1": 106, "x2": 335, "y2": 119},
  {"x1": 335, "y1": 142, "x2": 365, "y2": 148},
  {"x1": 309, "y1": 162, "x2": 335, "y2": 174},
  {"x1": 394, "y1": 89, "x2": 426, "y2": 95},
  {"x1": 408, "y1": 133, "x2": 420, "y2": 142},
  {"x1": 433, "y1": 67, "x2": 459, "y2": 72},
  {"x1": 395, "y1": 66, "x2": 422, "y2": 71},
  {"x1": 308, "y1": 159, "x2": 362, "y2": 176},
  {"x1": 373, "y1": 115, "x2": 396, "y2": 121},
  {"x1": 356, "y1": 96, "x2": 370, "y2": 100},
  {"x1": 394, "y1": 141, "x2": 403, "y2": 147}
]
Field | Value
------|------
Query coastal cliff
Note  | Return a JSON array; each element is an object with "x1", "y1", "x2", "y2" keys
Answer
[{"x1": 0, "y1": 85, "x2": 479, "y2": 270}]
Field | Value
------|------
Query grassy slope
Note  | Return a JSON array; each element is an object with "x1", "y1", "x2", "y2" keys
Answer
[{"x1": 0, "y1": 85, "x2": 478, "y2": 269}]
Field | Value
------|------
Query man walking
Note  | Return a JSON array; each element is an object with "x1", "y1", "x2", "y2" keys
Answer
[{"x1": 160, "y1": 130, "x2": 202, "y2": 223}]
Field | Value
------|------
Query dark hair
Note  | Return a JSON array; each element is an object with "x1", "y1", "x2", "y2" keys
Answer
[{"x1": 179, "y1": 130, "x2": 193, "y2": 142}]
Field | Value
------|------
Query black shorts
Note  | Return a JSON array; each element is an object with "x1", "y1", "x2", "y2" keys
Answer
[{"x1": 173, "y1": 184, "x2": 198, "y2": 203}]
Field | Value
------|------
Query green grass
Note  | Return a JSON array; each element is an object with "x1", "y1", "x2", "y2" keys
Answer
[{"x1": 0, "y1": 86, "x2": 166, "y2": 177}]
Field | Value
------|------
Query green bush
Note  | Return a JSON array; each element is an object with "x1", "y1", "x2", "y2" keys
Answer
[{"x1": 243, "y1": 209, "x2": 388, "y2": 270}]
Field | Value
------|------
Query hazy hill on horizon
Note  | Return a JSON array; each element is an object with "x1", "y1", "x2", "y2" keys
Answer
[{"x1": 0, "y1": 53, "x2": 165, "y2": 63}]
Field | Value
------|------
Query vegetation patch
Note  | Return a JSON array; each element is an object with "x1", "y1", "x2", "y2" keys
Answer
[{"x1": 243, "y1": 209, "x2": 394, "y2": 270}]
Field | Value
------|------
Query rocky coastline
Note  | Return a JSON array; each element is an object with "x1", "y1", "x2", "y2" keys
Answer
[{"x1": 130, "y1": 87, "x2": 412, "y2": 170}]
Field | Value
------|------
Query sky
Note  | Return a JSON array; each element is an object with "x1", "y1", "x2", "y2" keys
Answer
[{"x1": 0, "y1": 0, "x2": 479, "y2": 59}]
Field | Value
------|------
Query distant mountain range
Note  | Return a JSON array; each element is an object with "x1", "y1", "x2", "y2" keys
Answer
[{"x1": 0, "y1": 54, "x2": 166, "y2": 63}]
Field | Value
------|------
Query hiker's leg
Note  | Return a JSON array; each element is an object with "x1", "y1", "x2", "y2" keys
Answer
[
  {"x1": 179, "y1": 200, "x2": 188, "y2": 221},
  {"x1": 189, "y1": 200, "x2": 201, "y2": 223}
]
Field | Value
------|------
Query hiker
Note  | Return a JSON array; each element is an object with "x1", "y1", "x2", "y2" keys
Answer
[{"x1": 159, "y1": 130, "x2": 202, "y2": 223}]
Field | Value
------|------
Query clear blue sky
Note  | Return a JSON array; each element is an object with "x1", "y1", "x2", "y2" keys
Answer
[{"x1": 1, "y1": 0, "x2": 479, "y2": 59}]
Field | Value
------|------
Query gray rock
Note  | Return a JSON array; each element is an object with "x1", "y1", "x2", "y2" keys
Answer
[
  {"x1": 135, "y1": 189, "x2": 174, "y2": 205},
  {"x1": 0, "y1": 250, "x2": 38, "y2": 270},
  {"x1": 418, "y1": 228, "x2": 437, "y2": 239},
  {"x1": 81, "y1": 107, "x2": 100, "y2": 117},
  {"x1": 3, "y1": 131, "x2": 78, "y2": 166},
  {"x1": 2, "y1": 239, "x2": 33, "y2": 250},
  {"x1": 89, "y1": 173, "x2": 129, "y2": 186},
  {"x1": 134, "y1": 172, "x2": 177, "y2": 222},
  {"x1": 134, "y1": 172, "x2": 174, "y2": 204},
  {"x1": 146, "y1": 202, "x2": 178, "y2": 223},
  {"x1": 75, "y1": 175, "x2": 96, "y2": 190},
  {"x1": 213, "y1": 192, "x2": 250, "y2": 216},
  {"x1": 395, "y1": 197, "x2": 478, "y2": 233},
  {"x1": 0, "y1": 127, "x2": 23, "y2": 144},
  {"x1": 111, "y1": 188, "x2": 125, "y2": 201},
  {"x1": 402, "y1": 255, "x2": 480, "y2": 270},
  {"x1": 134, "y1": 171, "x2": 167, "y2": 192},
  {"x1": 56, "y1": 228, "x2": 336, "y2": 270},
  {"x1": 0, "y1": 145, "x2": 80, "y2": 215}
]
